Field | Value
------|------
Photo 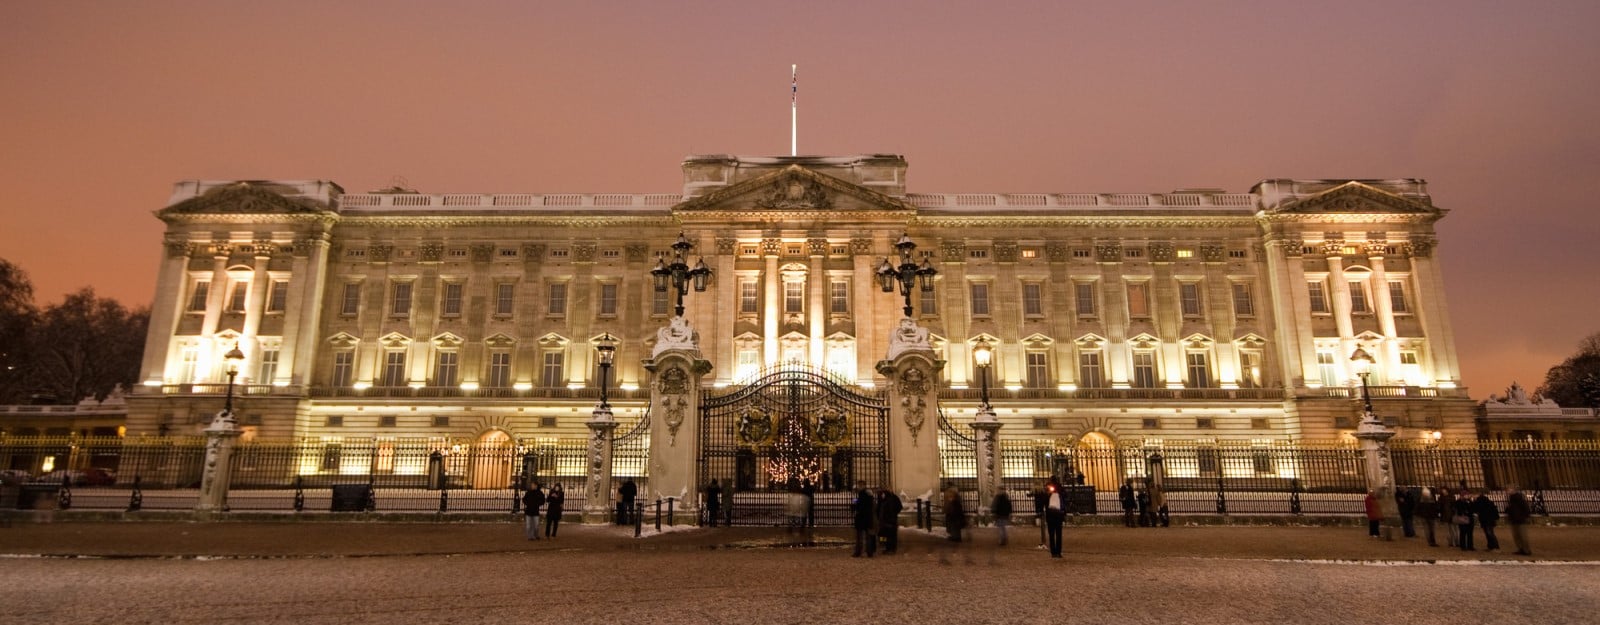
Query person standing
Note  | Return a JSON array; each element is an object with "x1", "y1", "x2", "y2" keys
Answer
[
  {"x1": 992, "y1": 489, "x2": 1014, "y2": 546},
  {"x1": 1118, "y1": 480, "x2": 1137, "y2": 528},
  {"x1": 1363, "y1": 490, "x2": 1382, "y2": 538},
  {"x1": 1044, "y1": 477, "x2": 1065, "y2": 558},
  {"x1": 801, "y1": 479, "x2": 817, "y2": 528},
  {"x1": 522, "y1": 482, "x2": 545, "y2": 540},
  {"x1": 1505, "y1": 485, "x2": 1533, "y2": 556},
  {"x1": 852, "y1": 481, "x2": 877, "y2": 557},
  {"x1": 1136, "y1": 489, "x2": 1153, "y2": 528},
  {"x1": 1453, "y1": 490, "x2": 1475, "y2": 551},
  {"x1": 1397, "y1": 487, "x2": 1417, "y2": 538},
  {"x1": 1416, "y1": 487, "x2": 1439, "y2": 547},
  {"x1": 704, "y1": 479, "x2": 722, "y2": 527},
  {"x1": 619, "y1": 477, "x2": 638, "y2": 525},
  {"x1": 1032, "y1": 483, "x2": 1048, "y2": 548},
  {"x1": 877, "y1": 488, "x2": 902, "y2": 554},
  {"x1": 1438, "y1": 488, "x2": 1458, "y2": 547},
  {"x1": 544, "y1": 483, "x2": 565, "y2": 538},
  {"x1": 1473, "y1": 490, "x2": 1501, "y2": 551},
  {"x1": 943, "y1": 483, "x2": 967, "y2": 542},
  {"x1": 721, "y1": 479, "x2": 734, "y2": 526}
]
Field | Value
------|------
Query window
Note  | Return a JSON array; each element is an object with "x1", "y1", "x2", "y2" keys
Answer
[
  {"x1": 321, "y1": 445, "x2": 342, "y2": 471},
  {"x1": 736, "y1": 348, "x2": 760, "y2": 381},
  {"x1": 1179, "y1": 283, "x2": 1202, "y2": 317},
  {"x1": 1316, "y1": 351, "x2": 1339, "y2": 387},
  {"x1": 390, "y1": 282, "x2": 412, "y2": 316},
  {"x1": 266, "y1": 281, "x2": 289, "y2": 313},
  {"x1": 1399, "y1": 351, "x2": 1422, "y2": 385},
  {"x1": 1075, "y1": 283, "x2": 1096, "y2": 317},
  {"x1": 488, "y1": 352, "x2": 511, "y2": 388},
  {"x1": 1228, "y1": 249, "x2": 1248, "y2": 259},
  {"x1": 340, "y1": 283, "x2": 361, "y2": 316},
  {"x1": 228, "y1": 281, "x2": 249, "y2": 313},
  {"x1": 829, "y1": 280, "x2": 849, "y2": 314},
  {"x1": 1389, "y1": 281, "x2": 1409, "y2": 314},
  {"x1": 1132, "y1": 352, "x2": 1157, "y2": 389},
  {"x1": 547, "y1": 283, "x2": 567, "y2": 316},
  {"x1": 1022, "y1": 283, "x2": 1043, "y2": 317},
  {"x1": 1186, "y1": 352, "x2": 1211, "y2": 388},
  {"x1": 187, "y1": 280, "x2": 210, "y2": 312},
  {"x1": 970, "y1": 283, "x2": 991, "y2": 317},
  {"x1": 379, "y1": 415, "x2": 397, "y2": 427},
  {"x1": 332, "y1": 351, "x2": 354, "y2": 387},
  {"x1": 257, "y1": 349, "x2": 279, "y2": 384},
  {"x1": 969, "y1": 249, "x2": 989, "y2": 259},
  {"x1": 441, "y1": 283, "x2": 463, "y2": 316},
  {"x1": 786, "y1": 244, "x2": 803, "y2": 256},
  {"x1": 1025, "y1": 352, "x2": 1049, "y2": 389},
  {"x1": 1348, "y1": 281, "x2": 1370, "y2": 313},
  {"x1": 435, "y1": 352, "x2": 458, "y2": 387},
  {"x1": 540, "y1": 416, "x2": 558, "y2": 428},
  {"x1": 497, "y1": 248, "x2": 517, "y2": 259},
  {"x1": 740, "y1": 244, "x2": 758, "y2": 256},
  {"x1": 1307, "y1": 281, "x2": 1329, "y2": 314},
  {"x1": 602, "y1": 249, "x2": 621, "y2": 258},
  {"x1": 493, "y1": 283, "x2": 515, "y2": 316},
  {"x1": 599, "y1": 283, "x2": 618, "y2": 316},
  {"x1": 784, "y1": 281, "x2": 804, "y2": 314},
  {"x1": 1125, "y1": 248, "x2": 1145, "y2": 258},
  {"x1": 1232, "y1": 283, "x2": 1255, "y2": 317},
  {"x1": 651, "y1": 288, "x2": 669, "y2": 316},
  {"x1": 381, "y1": 351, "x2": 407, "y2": 386},
  {"x1": 1176, "y1": 249, "x2": 1194, "y2": 259},
  {"x1": 1197, "y1": 417, "x2": 1215, "y2": 429},
  {"x1": 541, "y1": 351, "x2": 565, "y2": 388},
  {"x1": 1021, "y1": 248, "x2": 1039, "y2": 259},
  {"x1": 1251, "y1": 444, "x2": 1273, "y2": 474},
  {"x1": 325, "y1": 415, "x2": 343, "y2": 427},
  {"x1": 919, "y1": 287, "x2": 938, "y2": 316},
  {"x1": 1239, "y1": 352, "x2": 1262, "y2": 389},
  {"x1": 179, "y1": 346, "x2": 200, "y2": 383},
  {"x1": 431, "y1": 416, "x2": 451, "y2": 427},
  {"x1": 831, "y1": 244, "x2": 848, "y2": 255},
  {"x1": 1072, "y1": 248, "x2": 1092, "y2": 258},
  {"x1": 1127, "y1": 283, "x2": 1150, "y2": 318},
  {"x1": 739, "y1": 281, "x2": 759, "y2": 314},
  {"x1": 1078, "y1": 352, "x2": 1104, "y2": 388}
]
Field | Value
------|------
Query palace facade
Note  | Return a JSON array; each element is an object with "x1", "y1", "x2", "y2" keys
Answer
[{"x1": 125, "y1": 154, "x2": 1478, "y2": 491}]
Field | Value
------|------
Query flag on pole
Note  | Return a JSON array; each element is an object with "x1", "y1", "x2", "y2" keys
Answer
[{"x1": 791, "y1": 65, "x2": 797, "y2": 103}]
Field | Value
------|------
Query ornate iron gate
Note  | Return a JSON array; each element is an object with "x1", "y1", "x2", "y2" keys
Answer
[{"x1": 699, "y1": 366, "x2": 888, "y2": 526}]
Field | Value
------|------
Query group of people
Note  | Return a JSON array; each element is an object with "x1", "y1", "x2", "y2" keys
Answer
[
  {"x1": 1117, "y1": 480, "x2": 1167, "y2": 528},
  {"x1": 520, "y1": 482, "x2": 566, "y2": 540},
  {"x1": 850, "y1": 481, "x2": 905, "y2": 557},
  {"x1": 1364, "y1": 484, "x2": 1533, "y2": 556}
]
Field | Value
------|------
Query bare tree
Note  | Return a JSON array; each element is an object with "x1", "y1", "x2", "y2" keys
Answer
[
  {"x1": 1537, "y1": 332, "x2": 1600, "y2": 409},
  {"x1": 0, "y1": 259, "x2": 39, "y2": 404},
  {"x1": 24, "y1": 288, "x2": 149, "y2": 404}
]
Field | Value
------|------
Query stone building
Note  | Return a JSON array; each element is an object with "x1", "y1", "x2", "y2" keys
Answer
[{"x1": 125, "y1": 154, "x2": 1478, "y2": 493}]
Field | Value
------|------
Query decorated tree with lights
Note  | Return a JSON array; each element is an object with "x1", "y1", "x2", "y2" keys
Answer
[{"x1": 766, "y1": 415, "x2": 821, "y2": 487}]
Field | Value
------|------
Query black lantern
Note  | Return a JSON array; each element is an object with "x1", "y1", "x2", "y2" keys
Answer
[
  {"x1": 649, "y1": 233, "x2": 713, "y2": 317},
  {"x1": 876, "y1": 233, "x2": 938, "y2": 317},
  {"x1": 222, "y1": 343, "x2": 246, "y2": 417},
  {"x1": 1350, "y1": 347, "x2": 1376, "y2": 417},
  {"x1": 595, "y1": 333, "x2": 617, "y2": 411}
]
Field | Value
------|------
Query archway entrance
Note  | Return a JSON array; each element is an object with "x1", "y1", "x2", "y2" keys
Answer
[
  {"x1": 472, "y1": 430, "x2": 513, "y2": 489},
  {"x1": 1076, "y1": 432, "x2": 1119, "y2": 492}
]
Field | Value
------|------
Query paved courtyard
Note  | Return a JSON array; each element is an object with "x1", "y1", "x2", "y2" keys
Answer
[{"x1": 2, "y1": 521, "x2": 1596, "y2": 624}]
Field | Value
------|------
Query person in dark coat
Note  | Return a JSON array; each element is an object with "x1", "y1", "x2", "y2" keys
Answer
[
  {"x1": 544, "y1": 483, "x2": 565, "y2": 538},
  {"x1": 1453, "y1": 491, "x2": 1475, "y2": 551},
  {"x1": 943, "y1": 484, "x2": 966, "y2": 542},
  {"x1": 704, "y1": 479, "x2": 722, "y2": 527},
  {"x1": 522, "y1": 482, "x2": 545, "y2": 540},
  {"x1": 801, "y1": 479, "x2": 817, "y2": 528},
  {"x1": 1397, "y1": 487, "x2": 1417, "y2": 538},
  {"x1": 1437, "y1": 488, "x2": 1458, "y2": 547},
  {"x1": 1416, "y1": 487, "x2": 1439, "y2": 547},
  {"x1": 618, "y1": 477, "x2": 638, "y2": 525},
  {"x1": 1505, "y1": 485, "x2": 1533, "y2": 556},
  {"x1": 877, "y1": 488, "x2": 902, "y2": 554},
  {"x1": 851, "y1": 481, "x2": 877, "y2": 557},
  {"x1": 1136, "y1": 489, "x2": 1153, "y2": 527},
  {"x1": 1044, "y1": 477, "x2": 1066, "y2": 558},
  {"x1": 1472, "y1": 490, "x2": 1501, "y2": 551},
  {"x1": 992, "y1": 490, "x2": 1014, "y2": 546},
  {"x1": 1118, "y1": 480, "x2": 1137, "y2": 528}
]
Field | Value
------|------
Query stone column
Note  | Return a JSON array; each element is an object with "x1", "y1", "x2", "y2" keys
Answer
[
  {"x1": 762, "y1": 238, "x2": 780, "y2": 364},
  {"x1": 1366, "y1": 246, "x2": 1401, "y2": 380},
  {"x1": 644, "y1": 317, "x2": 713, "y2": 519},
  {"x1": 1324, "y1": 245, "x2": 1355, "y2": 370},
  {"x1": 876, "y1": 319, "x2": 944, "y2": 502},
  {"x1": 807, "y1": 238, "x2": 827, "y2": 365},
  {"x1": 140, "y1": 238, "x2": 194, "y2": 385},
  {"x1": 1355, "y1": 411, "x2": 1400, "y2": 540},
  {"x1": 583, "y1": 407, "x2": 618, "y2": 524},
  {"x1": 971, "y1": 408, "x2": 1002, "y2": 517},
  {"x1": 196, "y1": 409, "x2": 241, "y2": 512}
]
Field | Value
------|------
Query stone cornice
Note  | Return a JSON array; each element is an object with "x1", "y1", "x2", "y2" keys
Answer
[
  {"x1": 158, "y1": 213, "x2": 339, "y2": 227},
  {"x1": 1255, "y1": 212, "x2": 1439, "y2": 225},
  {"x1": 674, "y1": 164, "x2": 919, "y2": 213},
  {"x1": 913, "y1": 215, "x2": 1260, "y2": 229},
  {"x1": 333, "y1": 215, "x2": 679, "y2": 229}
]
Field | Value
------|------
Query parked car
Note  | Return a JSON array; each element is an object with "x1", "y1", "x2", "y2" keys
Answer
[
  {"x1": 30, "y1": 468, "x2": 116, "y2": 487},
  {"x1": 0, "y1": 469, "x2": 32, "y2": 484}
]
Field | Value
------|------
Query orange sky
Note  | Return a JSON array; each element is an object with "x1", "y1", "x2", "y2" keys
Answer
[{"x1": 2, "y1": 1, "x2": 1597, "y2": 397}]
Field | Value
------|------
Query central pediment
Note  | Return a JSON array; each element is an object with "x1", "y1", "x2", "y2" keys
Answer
[{"x1": 673, "y1": 164, "x2": 918, "y2": 214}]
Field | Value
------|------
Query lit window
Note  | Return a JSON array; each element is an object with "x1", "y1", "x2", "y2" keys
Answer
[
  {"x1": 1078, "y1": 352, "x2": 1104, "y2": 388},
  {"x1": 1176, "y1": 249, "x2": 1194, "y2": 259},
  {"x1": 829, "y1": 280, "x2": 849, "y2": 314},
  {"x1": 1132, "y1": 352, "x2": 1157, "y2": 389},
  {"x1": 1021, "y1": 248, "x2": 1039, "y2": 259},
  {"x1": 541, "y1": 351, "x2": 565, "y2": 388},
  {"x1": 1239, "y1": 352, "x2": 1261, "y2": 389}
]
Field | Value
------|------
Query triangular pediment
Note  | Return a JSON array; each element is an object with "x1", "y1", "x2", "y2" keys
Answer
[
  {"x1": 674, "y1": 165, "x2": 917, "y2": 213},
  {"x1": 162, "y1": 182, "x2": 332, "y2": 216},
  {"x1": 1272, "y1": 182, "x2": 1436, "y2": 215}
]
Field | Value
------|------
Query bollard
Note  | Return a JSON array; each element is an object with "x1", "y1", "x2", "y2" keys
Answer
[
  {"x1": 1289, "y1": 478, "x2": 1302, "y2": 516},
  {"x1": 127, "y1": 475, "x2": 143, "y2": 512},
  {"x1": 293, "y1": 476, "x2": 305, "y2": 512},
  {"x1": 667, "y1": 497, "x2": 675, "y2": 526},
  {"x1": 1532, "y1": 479, "x2": 1549, "y2": 516},
  {"x1": 655, "y1": 499, "x2": 662, "y2": 532},
  {"x1": 1215, "y1": 477, "x2": 1227, "y2": 515},
  {"x1": 439, "y1": 488, "x2": 449, "y2": 513},
  {"x1": 59, "y1": 473, "x2": 73, "y2": 511},
  {"x1": 635, "y1": 502, "x2": 644, "y2": 538}
]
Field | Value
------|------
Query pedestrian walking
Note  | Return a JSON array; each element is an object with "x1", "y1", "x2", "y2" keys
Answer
[
  {"x1": 1119, "y1": 480, "x2": 1137, "y2": 528},
  {"x1": 1473, "y1": 490, "x2": 1500, "y2": 551},
  {"x1": 704, "y1": 479, "x2": 722, "y2": 527},
  {"x1": 877, "y1": 488, "x2": 902, "y2": 554},
  {"x1": 993, "y1": 490, "x2": 1014, "y2": 546},
  {"x1": 544, "y1": 483, "x2": 564, "y2": 538},
  {"x1": 943, "y1": 483, "x2": 967, "y2": 542},
  {"x1": 1438, "y1": 488, "x2": 1458, "y2": 547},
  {"x1": 522, "y1": 482, "x2": 545, "y2": 540},
  {"x1": 1453, "y1": 491, "x2": 1475, "y2": 551},
  {"x1": 1416, "y1": 487, "x2": 1439, "y2": 547},
  {"x1": 1505, "y1": 485, "x2": 1533, "y2": 556},
  {"x1": 1397, "y1": 487, "x2": 1417, "y2": 538},
  {"x1": 1363, "y1": 490, "x2": 1382, "y2": 538},
  {"x1": 1044, "y1": 477, "x2": 1066, "y2": 558},
  {"x1": 852, "y1": 481, "x2": 877, "y2": 557}
]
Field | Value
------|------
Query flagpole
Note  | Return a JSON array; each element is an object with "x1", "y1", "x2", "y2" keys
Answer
[{"x1": 790, "y1": 64, "x2": 797, "y2": 157}]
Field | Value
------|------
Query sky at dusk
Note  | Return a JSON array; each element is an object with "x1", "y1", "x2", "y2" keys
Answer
[{"x1": 2, "y1": 0, "x2": 1597, "y2": 397}]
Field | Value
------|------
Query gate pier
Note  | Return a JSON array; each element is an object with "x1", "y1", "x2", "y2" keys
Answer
[{"x1": 645, "y1": 339, "x2": 712, "y2": 521}]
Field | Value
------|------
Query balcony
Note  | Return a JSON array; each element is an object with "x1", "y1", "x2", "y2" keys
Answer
[
  {"x1": 308, "y1": 386, "x2": 653, "y2": 400},
  {"x1": 1297, "y1": 386, "x2": 1471, "y2": 400},
  {"x1": 938, "y1": 387, "x2": 1285, "y2": 401}
]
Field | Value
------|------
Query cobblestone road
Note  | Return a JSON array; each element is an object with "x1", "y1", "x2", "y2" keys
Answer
[{"x1": 2, "y1": 522, "x2": 1595, "y2": 624}]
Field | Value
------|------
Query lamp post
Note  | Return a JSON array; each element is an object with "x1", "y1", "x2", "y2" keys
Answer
[
  {"x1": 222, "y1": 343, "x2": 246, "y2": 418},
  {"x1": 972, "y1": 337, "x2": 995, "y2": 422},
  {"x1": 1350, "y1": 346, "x2": 1376, "y2": 420},
  {"x1": 876, "y1": 233, "x2": 938, "y2": 318},
  {"x1": 651, "y1": 233, "x2": 712, "y2": 318},
  {"x1": 595, "y1": 333, "x2": 617, "y2": 415},
  {"x1": 1350, "y1": 345, "x2": 1398, "y2": 540}
]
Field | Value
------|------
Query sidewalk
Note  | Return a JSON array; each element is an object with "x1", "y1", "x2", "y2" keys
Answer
[{"x1": 4, "y1": 517, "x2": 1597, "y2": 562}]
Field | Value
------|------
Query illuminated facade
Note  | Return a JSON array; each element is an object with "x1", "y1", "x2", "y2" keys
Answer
[{"x1": 125, "y1": 154, "x2": 1479, "y2": 490}]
